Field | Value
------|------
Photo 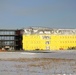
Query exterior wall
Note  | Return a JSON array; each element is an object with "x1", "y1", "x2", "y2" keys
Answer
[
  {"x1": 23, "y1": 34, "x2": 76, "y2": 50},
  {"x1": 51, "y1": 35, "x2": 76, "y2": 50},
  {"x1": 22, "y1": 34, "x2": 51, "y2": 50},
  {"x1": 0, "y1": 29, "x2": 22, "y2": 50}
]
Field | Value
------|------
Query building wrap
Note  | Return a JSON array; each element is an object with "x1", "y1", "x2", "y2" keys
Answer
[{"x1": 22, "y1": 27, "x2": 76, "y2": 50}]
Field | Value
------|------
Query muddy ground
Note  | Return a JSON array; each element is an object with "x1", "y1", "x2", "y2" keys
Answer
[{"x1": 0, "y1": 58, "x2": 76, "y2": 75}]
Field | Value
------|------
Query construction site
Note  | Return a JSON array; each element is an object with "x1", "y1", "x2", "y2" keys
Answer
[
  {"x1": 1, "y1": 27, "x2": 76, "y2": 51},
  {"x1": 0, "y1": 27, "x2": 76, "y2": 75}
]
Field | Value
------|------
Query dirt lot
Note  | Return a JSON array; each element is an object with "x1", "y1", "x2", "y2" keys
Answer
[
  {"x1": 0, "y1": 58, "x2": 76, "y2": 75},
  {"x1": 0, "y1": 51, "x2": 76, "y2": 75}
]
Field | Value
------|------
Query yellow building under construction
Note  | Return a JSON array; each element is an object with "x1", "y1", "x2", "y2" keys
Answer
[{"x1": 22, "y1": 27, "x2": 76, "y2": 50}]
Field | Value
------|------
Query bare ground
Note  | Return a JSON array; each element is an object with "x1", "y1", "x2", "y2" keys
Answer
[{"x1": 0, "y1": 58, "x2": 76, "y2": 75}]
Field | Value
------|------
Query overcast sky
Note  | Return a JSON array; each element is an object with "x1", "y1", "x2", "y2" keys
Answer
[{"x1": 0, "y1": 0, "x2": 76, "y2": 29}]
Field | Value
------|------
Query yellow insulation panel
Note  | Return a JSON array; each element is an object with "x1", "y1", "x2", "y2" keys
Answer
[{"x1": 22, "y1": 34, "x2": 76, "y2": 50}]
